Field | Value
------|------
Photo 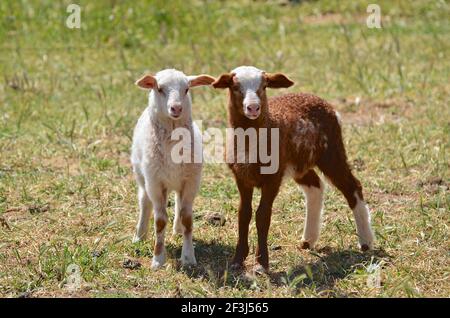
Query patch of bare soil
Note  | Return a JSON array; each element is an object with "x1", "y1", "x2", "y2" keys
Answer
[
  {"x1": 417, "y1": 177, "x2": 449, "y2": 194},
  {"x1": 332, "y1": 97, "x2": 414, "y2": 126},
  {"x1": 40, "y1": 155, "x2": 81, "y2": 175},
  {"x1": 3, "y1": 203, "x2": 50, "y2": 223}
]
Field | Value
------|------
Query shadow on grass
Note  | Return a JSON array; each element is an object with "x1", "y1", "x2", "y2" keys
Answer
[
  {"x1": 269, "y1": 247, "x2": 392, "y2": 296},
  {"x1": 167, "y1": 238, "x2": 234, "y2": 273},
  {"x1": 168, "y1": 238, "x2": 391, "y2": 294},
  {"x1": 167, "y1": 238, "x2": 257, "y2": 289}
]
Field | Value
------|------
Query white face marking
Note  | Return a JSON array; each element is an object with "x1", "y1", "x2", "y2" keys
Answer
[
  {"x1": 231, "y1": 66, "x2": 263, "y2": 119},
  {"x1": 153, "y1": 69, "x2": 190, "y2": 119}
]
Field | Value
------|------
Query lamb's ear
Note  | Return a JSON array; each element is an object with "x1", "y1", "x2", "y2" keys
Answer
[
  {"x1": 188, "y1": 75, "x2": 216, "y2": 87},
  {"x1": 135, "y1": 75, "x2": 157, "y2": 90},
  {"x1": 212, "y1": 73, "x2": 234, "y2": 89},
  {"x1": 265, "y1": 73, "x2": 294, "y2": 88}
]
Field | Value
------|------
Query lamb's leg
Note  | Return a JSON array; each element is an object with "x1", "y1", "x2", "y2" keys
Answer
[
  {"x1": 179, "y1": 202, "x2": 196, "y2": 266},
  {"x1": 318, "y1": 155, "x2": 374, "y2": 251},
  {"x1": 173, "y1": 192, "x2": 183, "y2": 235},
  {"x1": 178, "y1": 184, "x2": 200, "y2": 266},
  {"x1": 351, "y1": 192, "x2": 374, "y2": 251},
  {"x1": 148, "y1": 187, "x2": 168, "y2": 269},
  {"x1": 294, "y1": 170, "x2": 325, "y2": 249},
  {"x1": 133, "y1": 186, "x2": 153, "y2": 243},
  {"x1": 231, "y1": 180, "x2": 254, "y2": 270},
  {"x1": 254, "y1": 179, "x2": 281, "y2": 273},
  {"x1": 132, "y1": 171, "x2": 151, "y2": 243}
]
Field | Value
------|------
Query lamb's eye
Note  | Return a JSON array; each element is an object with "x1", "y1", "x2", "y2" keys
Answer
[
  {"x1": 185, "y1": 88, "x2": 189, "y2": 95},
  {"x1": 158, "y1": 87, "x2": 165, "y2": 95}
]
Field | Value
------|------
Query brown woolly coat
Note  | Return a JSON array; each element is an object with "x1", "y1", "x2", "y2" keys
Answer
[{"x1": 226, "y1": 92, "x2": 357, "y2": 204}]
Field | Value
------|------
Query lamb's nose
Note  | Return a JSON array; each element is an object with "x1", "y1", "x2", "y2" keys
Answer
[
  {"x1": 246, "y1": 104, "x2": 260, "y2": 113},
  {"x1": 170, "y1": 104, "x2": 182, "y2": 115}
]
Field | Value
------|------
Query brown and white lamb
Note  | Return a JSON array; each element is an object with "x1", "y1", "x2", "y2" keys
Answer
[{"x1": 212, "y1": 66, "x2": 375, "y2": 272}]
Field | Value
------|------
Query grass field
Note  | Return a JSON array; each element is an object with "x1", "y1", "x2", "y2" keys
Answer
[{"x1": 0, "y1": 0, "x2": 449, "y2": 298}]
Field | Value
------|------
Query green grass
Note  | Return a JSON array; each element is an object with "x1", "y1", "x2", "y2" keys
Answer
[{"x1": 0, "y1": 0, "x2": 449, "y2": 297}]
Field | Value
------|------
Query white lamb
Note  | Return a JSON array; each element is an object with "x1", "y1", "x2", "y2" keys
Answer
[{"x1": 131, "y1": 69, "x2": 214, "y2": 269}]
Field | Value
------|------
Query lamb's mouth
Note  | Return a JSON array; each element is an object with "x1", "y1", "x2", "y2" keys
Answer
[
  {"x1": 245, "y1": 112, "x2": 260, "y2": 120},
  {"x1": 169, "y1": 113, "x2": 182, "y2": 119}
]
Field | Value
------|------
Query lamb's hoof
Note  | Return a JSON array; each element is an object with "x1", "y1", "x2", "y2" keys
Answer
[
  {"x1": 361, "y1": 244, "x2": 371, "y2": 252},
  {"x1": 252, "y1": 264, "x2": 268, "y2": 275},
  {"x1": 300, "y1": 241, "x2": 310, "y2": 249},
  {"x1": 300, "y1": 239, "x2": 317, "y2": 250},
  {"x1": 151, "y1": 255, "x2": 166, "y2": 270},
  {"x1": 151, "y1": 260, "x2": 165, "y2": 270},
  {"x1": 181, "y1": 257, "x2": 197, "y2": 268}
]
